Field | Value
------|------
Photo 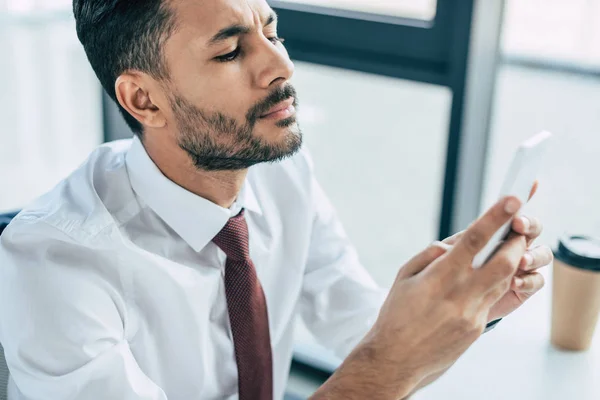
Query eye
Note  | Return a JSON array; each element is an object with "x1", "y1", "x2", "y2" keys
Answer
[
  {"x1": 269, "y1": 36, "x2": 285, "y2": 45},
  {"x1": 215, "y1": 47, "x2": 241, "y2": 63}
]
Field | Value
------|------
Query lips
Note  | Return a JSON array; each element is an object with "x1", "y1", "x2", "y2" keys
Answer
[{"x1": 260, "y1": 97, "x2": 295, "y2": 118}]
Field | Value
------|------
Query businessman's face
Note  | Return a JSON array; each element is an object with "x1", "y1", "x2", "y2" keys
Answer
[{"x1": 153, "y1": 0, "x2": 302, "y2": 170}]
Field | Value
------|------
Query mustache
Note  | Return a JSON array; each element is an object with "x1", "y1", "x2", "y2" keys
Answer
[{"x1": 246, "y1": 84, "x2": 298, "y2": 123}]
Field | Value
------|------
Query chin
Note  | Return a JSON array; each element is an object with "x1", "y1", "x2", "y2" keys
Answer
[
  {"x1": 263, "y1": 123, "x2": 303, "y2": 155},
  {"x1": 261, "y1": 117, "x2": 300, "y2": 139}
]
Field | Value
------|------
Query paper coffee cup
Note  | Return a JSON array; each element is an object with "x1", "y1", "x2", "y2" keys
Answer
[{"x1": 551, "y1": 236, "x2": 600, "y2": 351}]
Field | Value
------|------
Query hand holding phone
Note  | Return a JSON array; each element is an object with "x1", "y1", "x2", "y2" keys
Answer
[{"x1": 472, "y1": 131, "x2": 552, "y2": 268}]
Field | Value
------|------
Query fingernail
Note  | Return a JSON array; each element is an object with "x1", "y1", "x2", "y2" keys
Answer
[
  {"x1": 505, "y1": 198, "x2": 521, "y2": 214},
  {"x1": 515, "y1": 277, "x2": 524, "y2": 288},
  {"x1": 521, "y1": 217, "x2": 530, "y2": 232},
  {"x1": 524, "y1": 253, "x2": 533, "y2": 267}
]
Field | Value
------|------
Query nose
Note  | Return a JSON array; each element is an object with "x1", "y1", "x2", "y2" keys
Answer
[{"x1": 254, "y1": 38, "x2": 295, "y2": 89}]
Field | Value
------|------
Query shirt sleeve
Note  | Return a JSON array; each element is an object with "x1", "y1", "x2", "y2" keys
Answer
[
  {"x1": 0, "y1": 219, "x2": 168, "y2": 400},
  {"x1": 299, "y1": 166, "x2": 388, "y2": 359}
]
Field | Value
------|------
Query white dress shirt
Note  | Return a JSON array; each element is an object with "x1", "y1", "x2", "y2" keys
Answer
[{"x1": 0, "y1": 137, "x2": 387, "y2": 400}]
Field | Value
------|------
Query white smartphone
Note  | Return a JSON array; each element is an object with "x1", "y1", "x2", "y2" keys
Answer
[{"x1": 472, "y1": 131, "x2": 553, "y2": 268}]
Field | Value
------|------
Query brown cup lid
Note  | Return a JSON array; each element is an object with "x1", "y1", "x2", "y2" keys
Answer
[{"x1": 555, "y1": 236, "x2": 600, "y2": 272}]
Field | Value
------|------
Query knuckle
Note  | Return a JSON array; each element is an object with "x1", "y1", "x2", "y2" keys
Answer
[
  {"x1": 523, "y1": 215, "x2": 537, "y2": 233},
  {"x1": 532, "y1": 217, "x2": 543, "y2": 233},
  {"x1": 464, "y1": 229, "x2": 486, "y2": 252},
  {"x1": 543, "y1": 247, "x2": 555, "y2": 264},
  {"x1": 530, "y1": 245, "x2": 553, "y2": 266},
  {"x1": 429, "y1": 241, "x2": 451, "y2": 255},
  {"x1": 495, "y1": 198, "x2": 513, "y2": 219},
  {"x1": 497, "y1": 255, "x2": 518, "y2": 276},
  {"x1": 417, "y1": 244, "x2": 447, "y2": 269},
  {"x1": 526, "y1": 215, "x2": 536, "y2": 227},
  {"x1": 521, "y1": 277, "x2": 533, "y2": 291},
  {"x1": 444, "y1": 231, "x2": 463, "y2": 244},
  {"x1": 538, "y1": 274, "x2": 546, "y2": 289},
  {"x1": 422, "y1": 245, "x2": 439, "y2": 261},
  {"x1": 529, "y1": 273, "x2": 545, "y2": 291},
  {"x1": 528, "y1": 250, "x2": 537, "y2": 266}
]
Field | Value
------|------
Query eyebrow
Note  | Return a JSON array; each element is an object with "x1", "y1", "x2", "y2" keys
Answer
[{"x1": 208, "y1": 12, "x2": 278, "y2": 46}]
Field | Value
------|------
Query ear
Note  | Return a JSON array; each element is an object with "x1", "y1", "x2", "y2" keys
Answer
[{"x1": 115, "y1": 72, "x2": 167, "y2": 130}]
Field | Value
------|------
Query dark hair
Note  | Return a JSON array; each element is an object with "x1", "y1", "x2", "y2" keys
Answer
[{"x1": 73, "y1": 0, "x2": 178, "y2": 136}]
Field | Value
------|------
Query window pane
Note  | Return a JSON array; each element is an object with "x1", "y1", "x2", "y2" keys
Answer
[
  {"x1": 276, "y1": 0, "x2": 438, "y2": 20},
  {"x1": 0, "y1": 12, "x2": 102, "y2": 211},
  {"x1": 417, "y1": 66, "x2": 600, "y2": 400},
  {"x1": 503, "y1": 0, "x2": 600, "y2": 68},
  {"x1": 293, "y1": 61, "x2": 450, "y2": 287},
  {"x1": 290, "y1": 61, "x2": 451, "y2": 376},
  {"x1": 4, "y1": 0, "x2": 71, "y2": 12},
  {"x1": 482, "y1": 65, "x2": 600, "y2": 247}
]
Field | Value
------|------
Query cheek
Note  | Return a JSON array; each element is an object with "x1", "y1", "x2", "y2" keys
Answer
[
  {"x1": 167, "y1": 50, "x2": 256, "y2": 121},
  {"x1": 210, "y1": 84, "x2": 252, "y2": 117},
  {"x1": 192, "y1": 72, "x2": 255, "y2": 119}
]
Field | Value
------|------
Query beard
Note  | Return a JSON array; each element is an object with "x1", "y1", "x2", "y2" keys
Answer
[{"x1": 170, "y1": 84, "x2": 303, "y2": 171}]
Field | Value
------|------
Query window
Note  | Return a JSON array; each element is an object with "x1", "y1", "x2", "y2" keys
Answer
[
  {"x1": 275, "y1": 0, "x2": 438, "y2": 20},
  {"x1": 483, "y1": 67, "x2": 600, "y2": 247},
  {"x1": 294, "y1": 62, "x2": 450, "y2": 286},
  {"x1": 4, "y1": 0, "x2": 71, "y2": 12},
  {"x1": 503, "y1": 0, "x2": 600, "y2": 69},
  {"x1": 273, "y1": 0, "x2": 504, "y2": 375},
  {"x1": 0, "y1": 3, "x2": 102, "y2": 211},
  {"x1": 290, "y1": 60, "x2": 451, "y2": 373}
]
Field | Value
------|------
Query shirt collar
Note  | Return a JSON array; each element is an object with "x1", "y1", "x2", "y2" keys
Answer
[{"x1": 125, "y1": 136, "x2": 262, "y2": 252}]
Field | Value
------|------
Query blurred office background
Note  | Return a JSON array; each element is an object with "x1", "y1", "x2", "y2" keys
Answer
[{"x1": 1, "y1": 1, "x2": 600, "y2": 399}]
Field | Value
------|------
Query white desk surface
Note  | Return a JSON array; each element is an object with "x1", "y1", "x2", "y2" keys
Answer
[{"x1": 416, "y1": 268, "x2": 600, "y2": 400}]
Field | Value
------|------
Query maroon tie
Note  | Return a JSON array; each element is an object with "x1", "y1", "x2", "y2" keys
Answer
[{"x1": 212, "y1": 209, "x2": 273, "y2": 400}]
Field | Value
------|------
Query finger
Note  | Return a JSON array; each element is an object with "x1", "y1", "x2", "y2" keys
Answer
[
  {"x1": 511, "y1": 215, "x2": 543, "y2": 242},
  {"x1": 396, "y1": 241, "x2": 450, "y2": 280},
  {"x1": 528, "y1": 180, "x2": 539, "y2": 201},
  {"x1": 442, "y1": 230, "x2": 464, "y2": 246},
  {"x1": 511, "y1": 272, "x2": 545, "y2": 293},
  {"x1": 472, "y1": 232, "x2": 527, "y2": 298},
  {"x1": 519, "y1": 245, "x2": 554, "y2": 271},
  {"x1": 445, "y1": 196, "x2": 522, "y2": 272}
]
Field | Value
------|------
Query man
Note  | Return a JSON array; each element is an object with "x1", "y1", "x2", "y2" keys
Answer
[{"x1": 0, "y1": 0, "x2": 553, "y2": 399}]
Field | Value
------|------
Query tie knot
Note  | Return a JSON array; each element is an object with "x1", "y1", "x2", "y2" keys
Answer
[{"x1": 212, "y1": 209, "x2": 250, "y2": 261}]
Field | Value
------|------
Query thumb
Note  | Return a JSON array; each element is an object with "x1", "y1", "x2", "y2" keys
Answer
[{"x1": 396, "y1": 241, "x2": 451, "y2": 280}]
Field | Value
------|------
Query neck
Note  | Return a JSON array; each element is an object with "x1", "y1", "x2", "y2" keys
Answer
[{"x1": 141, "y1": 135, "x2": 247, "y2": 209}]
